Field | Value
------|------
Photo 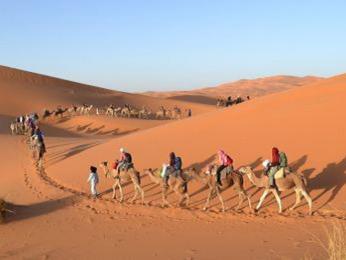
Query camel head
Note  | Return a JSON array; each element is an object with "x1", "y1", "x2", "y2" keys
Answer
[
  {"x1": 99, "y1": 161, "x2": 109, "y2": 169},
  {"x1": 101, "y1": 161, "x2": 108, "y2": 166}
]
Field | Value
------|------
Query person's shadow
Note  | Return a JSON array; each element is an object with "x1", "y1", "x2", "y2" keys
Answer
[{"x1": 308, "y1": 156, "x2": 346, "y2": 209}]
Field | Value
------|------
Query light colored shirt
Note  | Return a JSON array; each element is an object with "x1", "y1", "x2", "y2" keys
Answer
[{"x1": 87, "y1": 172, "x2": 99, "y2": 185}]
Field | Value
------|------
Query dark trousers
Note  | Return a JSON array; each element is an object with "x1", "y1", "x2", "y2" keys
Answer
[{"x1": 216, "y1": 165, "x2": 227, "y2": 184}]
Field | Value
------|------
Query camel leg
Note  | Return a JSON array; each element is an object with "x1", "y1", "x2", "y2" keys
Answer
[
  {"x1": 216, "y1": 187, "x2": 226, "y2": 212},
  {"x1": 118, "y1": 183, "x2": 124, "y2": 202},
  {"x1": 301, "y1": 189, "x2": 313, "y2": 215},
  {"x1": 173, "y1": 185, "x2": 184, "y2": 207},
  {"x1": 289, "y1": 189, "x2": 301, "y2": 211},
  {"x1": 235, "y1": 192, "x2": 245, "y2": 211},
  {"x1": 184, "y1": 193, "x2": 190, "y2": 207},
  {"x1": 112, "y1": 182, "x2": 117, "y2": 199},
  {"x1": 161, "y1": 185, "x2": 172, "y2": 207},
  {"x1": 203, "y1": 188, "x2": 214, "y2": 211},
  {"x1": 271, "y1": 189, "x2": 282, "y2": 214},
  {"x1": 130, "y1": 182, "x2": 139, "y2": 203},
  {"x1": 242, "y1": 190, "x2": 252, "y2": 210},
  {"x1": 138, "y1": 185, "x2": 145, "y2": 205},
  {"x1": 256, "y1": 189, "x2": 270, "y2": 211}
]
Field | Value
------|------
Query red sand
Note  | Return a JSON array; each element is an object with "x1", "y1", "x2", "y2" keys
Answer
[{"x1": 1, "y1": 66, "x2": 345, "y2": 259}]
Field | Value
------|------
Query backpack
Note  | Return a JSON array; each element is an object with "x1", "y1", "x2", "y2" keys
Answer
[
  {"x1": 174, "y1": 157, "x2": 182, "y2": 170},
  {"x1": 226, "y1": 155, "x2": 233, "y2": 165},
  {"x1": 124, "y1": 152, "x2": 132, "y2": 163},
  {"x1": 279, "y1": 152, "x2": 288, "y2": 168}
]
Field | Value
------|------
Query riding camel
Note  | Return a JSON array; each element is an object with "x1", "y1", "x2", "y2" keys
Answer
[
  {"x1": 238, "y1": 166, "x2": 312, "y2": 215},
  {"x1": 100, "y1": 161, "x2": 145, "y2": 204},
  {"x1": 145, "y1": 168, "x2": 192, "y2": 207},
  {"x1": 192, "y1": 164, "x2": 252, "y2": 212}
]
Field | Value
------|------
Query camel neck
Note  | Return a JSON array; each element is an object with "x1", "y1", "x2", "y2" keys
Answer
[{"x1": 247, "y1": 170, "x2": 265, "y2": 187}]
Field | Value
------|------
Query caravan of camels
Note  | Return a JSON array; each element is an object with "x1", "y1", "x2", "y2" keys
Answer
[
  {"x1": 40, "y1": 103, "x2": 190, "y2": 121},
  {"x1": 8, "y1": 103, "x2": 313, "y2": 219}
]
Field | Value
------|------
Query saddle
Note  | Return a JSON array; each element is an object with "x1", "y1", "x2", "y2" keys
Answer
[{"x1": 274, "y1": 168, "x2": 286, "y2": 180}]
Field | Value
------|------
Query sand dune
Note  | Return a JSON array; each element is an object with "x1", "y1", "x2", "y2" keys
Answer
[
  {"x1": 144, "y1": 75, "x2": 323, "y2": 104},
  {"x1": 0, "y1": 65, "x2": 212, "y2": 116}
]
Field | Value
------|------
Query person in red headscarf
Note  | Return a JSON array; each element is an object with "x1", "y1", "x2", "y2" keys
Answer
[
  {"x1": 271, "y1": 147, "x2": 280, "y2": 167},
  {"x1": 268, "y1": 147, "x2": 280, "y2": 187}
]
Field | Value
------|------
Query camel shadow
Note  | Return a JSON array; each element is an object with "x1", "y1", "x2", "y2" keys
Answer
[
  {"x1": 76, "y1": 123, "x2": 93, "y2": 132},
  {"x1": 86, "y1": 125, "x2": 105, "y2": 134},
  {"x1": 46, "y1": 141, "x2": 102, "y2": 166},
  {"x1": 308, "y1": 156, "x2": 346, "y2": 209},
  {"x1": 6, "y1": 195, "x2": 79, "y2": 223},
  {"x1": 99, "y1": 128, "x2": 119, "y2": 135},
  {"x1": 116, "y1": 128, "x2": 140, "y2": 136},
  {"x1": 55, "y1": 117, "x2": 71, "y2": 124}
]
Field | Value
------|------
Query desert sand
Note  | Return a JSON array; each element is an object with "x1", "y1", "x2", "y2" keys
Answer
[{"x1": 1, "y1": 66, "x2": 345, "y2": 259}]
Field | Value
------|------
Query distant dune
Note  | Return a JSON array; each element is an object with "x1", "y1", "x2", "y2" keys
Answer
[
  {"x1": 0, "y1": 65, "x2": 212, "y2": 116},
  {"x1": 143, "y1": 75, "x2": 323, "y2": 104}
]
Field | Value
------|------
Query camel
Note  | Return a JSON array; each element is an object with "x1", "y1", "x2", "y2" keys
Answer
[
  {"x1": 238, "y1": 166, "x2": 312, "y2": 215},
  {"x1": 54, "y1": 107, "x2": 68, "y2": 118},
  {"x1": 42, "y1": 109, "x2": 54, "y2": 120},
  {"x1": 145, "y1": 168, "x2": 192, "y2": 207},
  {"x1": 156, "y1": 107, "x2": 166, "y2": 119},
  {"x1": 68, "y1": 105, "x2": 78, "y2": 115},
  {"x1": 105, "y1": 106, "x2": 115, "y2": 117},
  {"x1": 121, "y1": 107, "x2": 131, "y2": 118},
  {"x1": 83, "y1": 105, "x2": 93, "y2": 115},
  {"x1": 192, "y1": 164, "x2": 252, "y2": 212},
  {"x1": 130, "y1": 108, "x2": 139, "y2": 118},
  {"x1": 172, "y1": 107, "x2": 182, "y2": 120},
  {"x1": 100, "y1": 161, "x2": 145, "y2": 204},
  {"x1": 32, "y1": 137, "x2": 46, "y2": 164}
]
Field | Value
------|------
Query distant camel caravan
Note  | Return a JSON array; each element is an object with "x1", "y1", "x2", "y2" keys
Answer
[
  {"x1": 40, "y1": 103, "x2": 192, "y2": 121},
  {"x1": 216, "y1": 95, "x2": 250, "y2": 107}
]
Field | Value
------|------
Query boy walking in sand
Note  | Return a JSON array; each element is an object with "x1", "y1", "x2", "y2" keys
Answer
[{"x1": 87, "y1": 166, "x2": 99, "y2": 198}]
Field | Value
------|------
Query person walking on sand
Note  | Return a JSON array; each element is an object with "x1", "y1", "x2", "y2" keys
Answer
[{"x1": 87, "y1": 166, "x2": 99, "y2": 198}]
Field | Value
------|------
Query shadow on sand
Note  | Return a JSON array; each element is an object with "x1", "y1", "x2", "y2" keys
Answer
[{"x1": 6, "y1": 195, "x2": 80, "y2": 223}]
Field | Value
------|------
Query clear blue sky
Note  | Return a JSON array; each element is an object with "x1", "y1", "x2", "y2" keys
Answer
[{"x1": 1, "y1": 1, "x2": 345, "y2": 92}]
